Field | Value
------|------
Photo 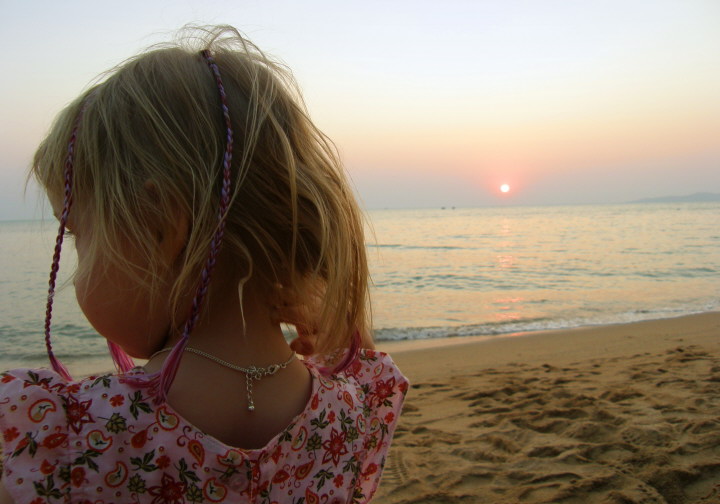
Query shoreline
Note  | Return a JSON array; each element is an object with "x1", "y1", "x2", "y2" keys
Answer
[
  {"x1": 11, "y1": 311, "x2": 720, "y2": 378},
  {"x1": 373, "y1": 311, "x2": 720, "y2": 503},
  {"x1": 377, "y1": 311, "x2": 720, "y2": 378}
]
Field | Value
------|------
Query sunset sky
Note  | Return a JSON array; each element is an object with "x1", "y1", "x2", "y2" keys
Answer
[{"x1": 1, "y1": 0, "x2": 718, "y2": 219}]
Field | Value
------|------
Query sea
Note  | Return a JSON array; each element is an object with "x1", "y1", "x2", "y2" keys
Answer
[{"x1": 1, "y1": 202, "x2": 718, "y2": 374}]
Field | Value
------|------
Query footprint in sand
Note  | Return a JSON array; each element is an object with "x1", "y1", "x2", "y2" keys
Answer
[
  {"x1": 565, "y1": 421, "x2": 614, "y2": 442},
  {"x1": 455, "y1": 384, "x2": 528, "y2": 403},
  {"x1": 401, "y1": 403, "x2": 419, "y2": 412},
  {"x1": 513, "y1": 416, "x2": 570, "y2": 435},
  {"x1": 380, "y1": 448, "x2": 409, "y2": 487},
  {"x1": 665, "y1": 346, "x2": 711, "y2": 363},
  {"x1": 411, "y1": 382, "x2": 450, "y2": 390},
  {"x1": 406, "y1": 426, "x2": 462, "y2": 447},
  {"x1": 526, "y1": 444, "x2": 570, "y2": 458},
  {"x1": 601, "y1": 388, "x2": 644, "y2": 403},
  {"x1": 598, "y1": 463, "x2": 668, "y2": 503},
  {"x1": 485, "y1": 433, "x2": 522, "y2": 454},
  {"x1": 620, "y1": 426, "x2": 674, "y2": 447},
  {"x1": 681, "y1": 418, "x2": 720, "y2": 435},
  {"x1": 516, "y1": 472, "x2": 614, "y2": 503},
  {"x1": 452, "y1": 446, "x2": 507, "y2": 463}
]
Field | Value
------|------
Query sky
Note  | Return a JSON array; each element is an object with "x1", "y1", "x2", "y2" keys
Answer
[{"x1": 1, "y1": 0, "x2": 719, "y2": 219}]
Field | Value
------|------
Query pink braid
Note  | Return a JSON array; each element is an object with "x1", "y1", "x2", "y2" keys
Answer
[
  {"x1": 157, "y1": 50, "x2": 234, "y2": 402},
  {"x1": 320, "y1": 329, "x2": 361, "y2": 377},
  {"x1": 43, "y1": 115, "x2": 82, "y2": 381},
  {"x1": 44, "y1": 103, "x2": 138, "y2": 378},
  {"x1": 108, "y1": 341, "x2": 136, "y2": 373}
]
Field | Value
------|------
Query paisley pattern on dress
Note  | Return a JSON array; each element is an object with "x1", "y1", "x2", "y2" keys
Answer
[{"x1": 0, "y1": 350, "x2": 407, "y2": 503}]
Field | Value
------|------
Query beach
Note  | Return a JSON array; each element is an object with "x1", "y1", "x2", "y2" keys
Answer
[
  {"x1": 1, "y1": 311, "x2": 718, "y2": 501},
  {"x1": 1, "y1": 210, "x2": 718, "y2": 500},
  {"x1": 374, "y1": 312, "x2": 720, "y2": 503}
]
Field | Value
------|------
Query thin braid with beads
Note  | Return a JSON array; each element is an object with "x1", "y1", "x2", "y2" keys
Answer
[
  {"x1": 42, "y1": 115, "x2": 82, "y2": 382},
  {"x1": 157, "y1": 49, "x2": 235, "y2": 401}
]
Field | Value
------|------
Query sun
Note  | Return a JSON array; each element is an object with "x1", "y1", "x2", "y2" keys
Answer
[{"x1": 500, "y1": 184, "x2": 510, "y2": 193}]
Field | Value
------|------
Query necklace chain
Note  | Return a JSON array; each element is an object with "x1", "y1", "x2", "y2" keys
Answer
[{"x1": 149, "y1": 347, "x2": 296, "y2": 411}]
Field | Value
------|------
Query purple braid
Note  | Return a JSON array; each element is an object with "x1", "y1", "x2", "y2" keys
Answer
[
  {"x1": 157, "y1": 49, "x2": 234, "y2": 401},
  {"x1": 43, "y1": 115, "x2": 82, "y2": 381}
]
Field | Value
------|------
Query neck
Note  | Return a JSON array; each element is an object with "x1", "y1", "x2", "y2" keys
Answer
[{"x1": 144, "y1": 276, "x2": 290, "y2": 373}]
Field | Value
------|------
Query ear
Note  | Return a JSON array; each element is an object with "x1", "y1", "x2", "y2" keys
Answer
[
  {"x1": 161, "y1": 210, "x2": 189, "y2": 265},
  {"x1": 144, "y1": 180, "x2": 189, "y2": 265}
]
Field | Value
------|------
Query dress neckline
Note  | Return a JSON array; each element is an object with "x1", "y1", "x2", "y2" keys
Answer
[{"x1": 123, "y1": 357, "x2": 320, "y2": 454}]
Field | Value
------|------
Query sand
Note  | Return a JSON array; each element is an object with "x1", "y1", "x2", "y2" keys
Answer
[
  {"x1": 374, "y1": 312, "x2": 720, "y2": 504},
  {"x1": 3, "y1": 313, "x2": 718, "y2": 501}
]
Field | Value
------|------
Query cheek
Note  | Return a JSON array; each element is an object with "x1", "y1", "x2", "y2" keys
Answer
[{"x1": 74, "y1": 264, "x2": 173, "y2": 359}]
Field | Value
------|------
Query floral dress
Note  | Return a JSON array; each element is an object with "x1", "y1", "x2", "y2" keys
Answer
[{"x1": 0, "y1": 350, "x2": 407, "y2": 503}]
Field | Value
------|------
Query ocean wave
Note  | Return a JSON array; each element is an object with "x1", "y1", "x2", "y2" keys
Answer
[
  {"x1": 370, "y1": 244, "x2": 467, "y2": 251},
  {"x1": 373, "y1": 303, "x2": 720, "y2": 342}
]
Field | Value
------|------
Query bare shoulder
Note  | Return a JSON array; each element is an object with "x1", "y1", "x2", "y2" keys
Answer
[{"x1": 0, "y1": 480, "x2": 14, "y2": 504}]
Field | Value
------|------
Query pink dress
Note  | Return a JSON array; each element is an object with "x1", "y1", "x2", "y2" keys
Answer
[{"x1": 0, "y1": 350, "x2": 407, "y2": 503}]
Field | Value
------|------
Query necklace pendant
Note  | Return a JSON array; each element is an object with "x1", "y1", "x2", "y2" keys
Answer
[{"x1": 152, "y1": 346, "x2": 296, "y2": 413}]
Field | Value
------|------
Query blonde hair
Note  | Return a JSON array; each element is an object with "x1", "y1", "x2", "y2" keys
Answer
[{"x1": 32, "y1": 25, "x2": 369, "y2": 359}]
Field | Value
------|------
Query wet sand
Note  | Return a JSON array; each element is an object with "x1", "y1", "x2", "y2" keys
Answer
[{"x1": 374, "y1": 312, "x2": 720, "y2": 503}]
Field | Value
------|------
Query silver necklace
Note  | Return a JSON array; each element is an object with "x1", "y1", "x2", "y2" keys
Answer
[{"x1": 150, "y1": 347, "x2": 296, "y2": 411}]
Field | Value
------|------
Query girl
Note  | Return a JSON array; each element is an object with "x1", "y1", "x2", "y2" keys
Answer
[{"x1": 0, "y1": 25, "x2": 407, "y2": 503}]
